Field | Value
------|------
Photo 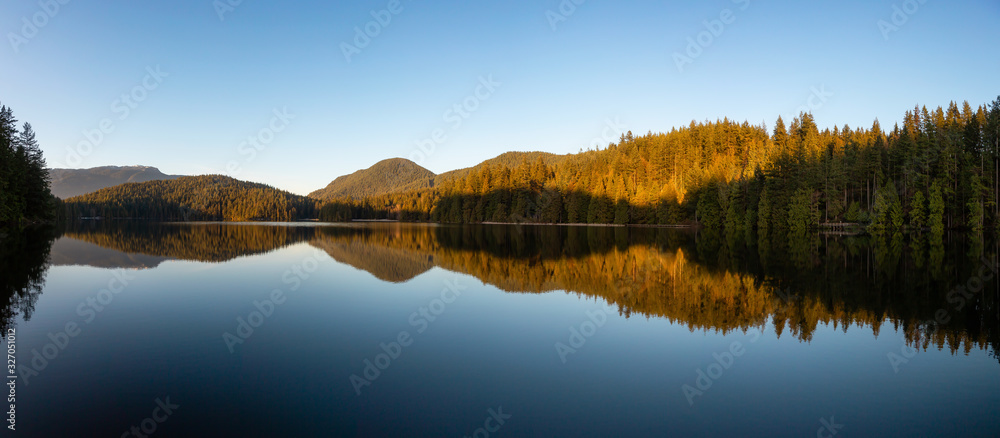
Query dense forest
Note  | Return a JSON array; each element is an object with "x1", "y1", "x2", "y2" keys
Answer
[
  {"x1": 63, "y1": 175, "x2": 319, "y2": 221},
  {"x1": 321, "y1": 98, "x2": 1000, "y2": 234},
  {"x1": 0, "y1": 102, "x2": 58, "y2": 226}
]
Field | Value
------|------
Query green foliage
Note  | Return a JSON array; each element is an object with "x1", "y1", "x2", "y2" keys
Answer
[
  {"x1": 587, "y1": 194, "x2": 613, "y2": 224},
  {"x1": 757, "y1": 188, "x2": 771, "y2": 236},
  {"x1": 786, "y1": 188, "x2": 818, "y2": 234},
  {"x1": 845, "y1": 201, "x2": 861, "y2": 223},
  {"x1": 967, "y1": 198, "x2": 985, "y2": 231},
  {"x1": 724, "y1": 186, "x2": 745, "y2": 233},
  {"x1": 696, "y1": 186, "x2": 723, "y2": 228},
  {"x1": 966, "y1": 174, "x2": 987, "y2": 231},
  {"x1": 613, "y1": 199, "x2": 630, "y2": 225},
  {"x1": 909, "y1": 191, "x2": 926, "y2": 230},
  {"x1": 928, "y1": 181, "x2": 945, "y2": 235},
  {"x1": 891, "y1": 198, "x2": 904, "y2": 229},
  {"x1": 870, "y1": 181, "x2": 903, "y2": 232}
]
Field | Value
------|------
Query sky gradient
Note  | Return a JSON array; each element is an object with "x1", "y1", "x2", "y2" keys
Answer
[{"x1": 1, "y1": 0, "x2": 998, "y2": 195}]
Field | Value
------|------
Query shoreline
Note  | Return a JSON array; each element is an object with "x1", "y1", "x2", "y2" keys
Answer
[{"x1": 476, "y1": 221, "x2": 694, "y2": 228}]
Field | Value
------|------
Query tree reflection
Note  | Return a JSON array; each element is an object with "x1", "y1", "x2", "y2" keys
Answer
[
  {"x1": 0, "y1": 226, "x2": 59, "y2": 332},
  {"x1": 51, "y1": 222, "x2": 1000, "y2": 358}
]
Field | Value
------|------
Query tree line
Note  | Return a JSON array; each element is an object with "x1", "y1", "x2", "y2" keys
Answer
[
  {"x1": 322, "y1": 97, "x2": 1000, "y2": 235},
  {"x1": 0, "y1": 102, "x2": 58, "y2": 226},
  {"x1": 54, "y1": 97, "x2": 1000, "y2": 235}
]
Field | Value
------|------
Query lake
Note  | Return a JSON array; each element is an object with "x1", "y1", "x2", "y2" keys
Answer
[{"x1": 2, "y1": 222, "x2": 998, "y2": 437}]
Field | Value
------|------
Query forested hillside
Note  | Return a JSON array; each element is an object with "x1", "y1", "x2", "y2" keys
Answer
[
  {"x1": 309, "y1": 158, "x2": 435, "y2": 201},
  {"x1": 322, "y1": 98, "x2": 1000, "y2": 233},
  {"x1": 0, "y1": 102, "x2": 58, "y2": 226},
  {"x1": 63, "y1": 175, "x2": 318, "y2": 221}
]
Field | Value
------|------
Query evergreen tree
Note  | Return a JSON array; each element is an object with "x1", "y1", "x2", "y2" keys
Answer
[
  {"x1": 928, "y1": 181, "x2": 945, "y2": 235},
  {"x1": 909, "y1": 190, "x2": 926, "y2": 230},
  {"x1": 757, "y1": 188, "x2": 770, "y2": 236},
  {"x1": 0, "y1": 104, "x2": 57, "y2": 225},
  {"x1": 786, "y1": 188, "x2": 817, "y2": 234}
]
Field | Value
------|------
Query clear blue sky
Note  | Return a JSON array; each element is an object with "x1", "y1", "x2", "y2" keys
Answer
[{"x1": 1, "y1": 0, "x2": 997, "y2": 195}]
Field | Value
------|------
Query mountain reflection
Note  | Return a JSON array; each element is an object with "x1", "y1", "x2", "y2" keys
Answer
[
  {"x1": 58, "y1": 221, "x2": 316, "y2": 265},
  {"x1": 39, "y1": 222, "x2": 1000, "y2": 356}
]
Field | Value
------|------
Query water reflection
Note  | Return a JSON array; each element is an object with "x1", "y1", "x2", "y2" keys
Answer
[
  {"x1": 0, "y1": 226, "x2": 59, "y2": 333},
  {"x1": 41, "y1": 222, "x2": 1000, "y2": 359}
]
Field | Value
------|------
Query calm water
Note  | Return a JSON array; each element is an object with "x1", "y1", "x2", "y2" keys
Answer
[{"x1": 2, "y1": 222, "x2": 998, "y2": 437}]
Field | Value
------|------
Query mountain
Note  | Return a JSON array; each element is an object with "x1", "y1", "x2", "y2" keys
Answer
[
  {"x1": 48, "y1": 165, "x2": 182, "y2": 199},
  {"x1": 63, "y1": 175, "x2": 317, "y2": 221},
  {"x1": 310, "y1": 233, "x2": 435, "y2": 283},
  {"x1": 310, "y1": 153, "x2": 569, "y2": 202},
  {"x1": 308, "y1": 158, "x2": 435, "y2": 201},
  {"x1": 48, "y1": 237, "x2": 172, "y2": 270}
]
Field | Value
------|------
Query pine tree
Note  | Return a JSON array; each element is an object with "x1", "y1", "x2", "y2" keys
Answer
[
  {"x1": 757, "y1": 188, "x2": 770, "y2": 236},
  {"x1": 0, "y1": 105, "x2": 17, "y2": 223},
  {"x1": 928, "y1": 181, "x2": 945, "y2": 235},
  {"x1": 18, "y1": 123, "x2": 53, "y2": 220},
  {"x1": 909, "y1": 190, "x2": 926, "y2": 230},
  {"x1": 786, "y1": 188, "x2": 816, "y2": 234}
]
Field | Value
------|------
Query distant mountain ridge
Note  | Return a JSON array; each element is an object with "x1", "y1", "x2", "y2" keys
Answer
[{"x1": 48, "y1": 165, "x2": 182, "y2": 199}]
